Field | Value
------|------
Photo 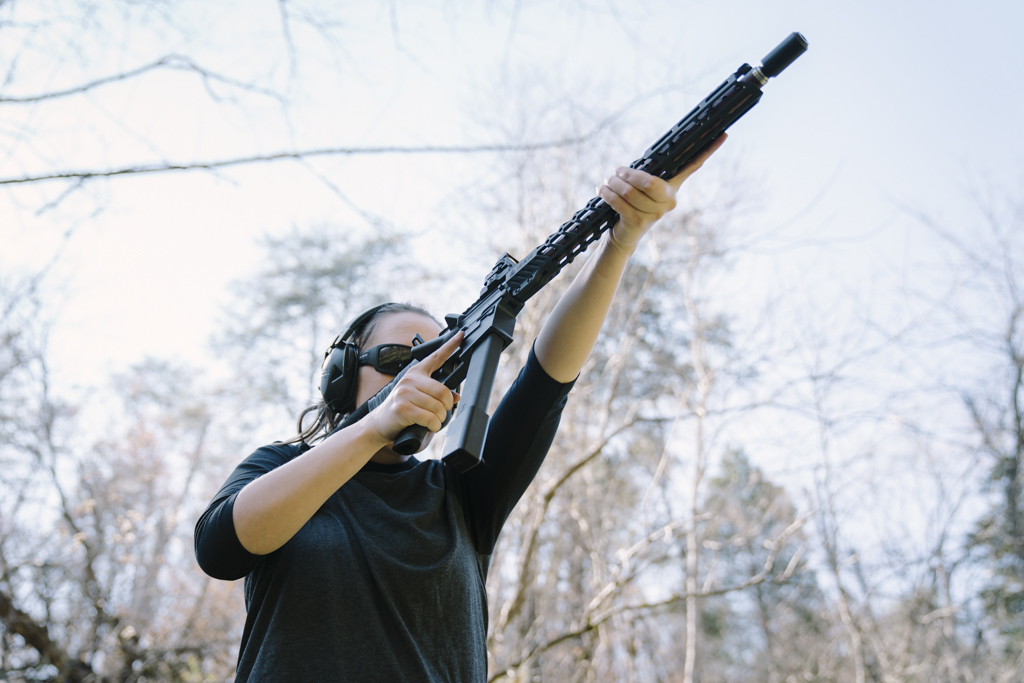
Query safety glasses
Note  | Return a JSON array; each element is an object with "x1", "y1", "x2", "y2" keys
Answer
[{"x1": 358, "y1": 344, "x2": 413, "y2": 375}]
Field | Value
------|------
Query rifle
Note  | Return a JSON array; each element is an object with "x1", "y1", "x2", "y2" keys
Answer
[{"x1": 338, "y1": 33, "x2": 808, "y2": 472}]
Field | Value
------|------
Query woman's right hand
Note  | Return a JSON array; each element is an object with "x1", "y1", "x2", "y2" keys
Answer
[{"x1": 366, "y1": 331, "x2": 464, "y2": 444}]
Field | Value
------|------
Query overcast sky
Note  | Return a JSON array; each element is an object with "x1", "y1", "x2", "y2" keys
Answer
[{"x1": 2, "y1": 0, "x2": 1022, "y2": 397}]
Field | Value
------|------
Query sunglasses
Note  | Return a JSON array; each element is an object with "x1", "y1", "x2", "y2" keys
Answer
[{"x1": 358, "y1": 343, "x2": 414, "y2": 375}]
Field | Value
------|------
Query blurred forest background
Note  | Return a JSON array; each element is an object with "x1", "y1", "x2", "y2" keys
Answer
[{"x1": 2, "y1": 1, "x2": 1023, "y2": 681}]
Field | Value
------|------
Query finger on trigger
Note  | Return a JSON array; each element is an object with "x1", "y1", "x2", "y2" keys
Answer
[
  {"x1": 420, "y1": 380, "x2": 454, "y2": 412},
  {"x1": 407, "y1": 392, "x2": 449, "y2": 432}
]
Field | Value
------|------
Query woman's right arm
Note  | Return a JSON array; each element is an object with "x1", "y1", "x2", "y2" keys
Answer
[
  {"x1": 231, "y1": 418, "x2": 389, "y2": 555},
  {"x1": 231, "y1": 331, "x2": 463, "y2": 556}
]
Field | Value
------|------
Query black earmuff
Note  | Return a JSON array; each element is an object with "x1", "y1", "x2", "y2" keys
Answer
[{"x1": 319, "y1": 304, "x2": 391, "y2": 411}]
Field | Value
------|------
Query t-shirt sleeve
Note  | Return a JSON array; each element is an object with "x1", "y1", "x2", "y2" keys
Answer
[
  {"x1": 453, "y1": 345, "x2": 575, "y2": 554},
  {"x1": 193, "y1": 443, "x2": 301, "y2": 581}
]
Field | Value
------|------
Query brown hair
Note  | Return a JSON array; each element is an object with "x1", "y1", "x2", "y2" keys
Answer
[{"x1": 285, "y1": 302, "x2": 440, "y2": 445}]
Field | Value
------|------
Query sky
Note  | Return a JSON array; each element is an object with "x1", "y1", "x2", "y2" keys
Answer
[
  {"x1": 1, "y1": 0, "x2": 1021, "y2": 585},
  {"x1": 2, "y1": 0, "x2": 1023, "y2": 408}
]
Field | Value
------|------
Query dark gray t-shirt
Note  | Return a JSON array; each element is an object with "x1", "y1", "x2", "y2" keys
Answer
[{"x1": 195, "y1": 348, "x2": 573, "y2": 681}]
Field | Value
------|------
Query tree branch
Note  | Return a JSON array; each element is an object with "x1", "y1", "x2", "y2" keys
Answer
[
  {"x1": 0, "y1": 135, "x2": 606, "y2": 186},
  {"x1": 490, "y1": 516, "x2": 807, "y2": 682},
  {"x1": 492, "y1": 414, "x2": 670, "y2": 635},
  {"x1": 0, "y1": 588, "x2": 90, "y2": 681},
  {"x1": 0, "y1": 54, "x2": 283, "y2": 104}
]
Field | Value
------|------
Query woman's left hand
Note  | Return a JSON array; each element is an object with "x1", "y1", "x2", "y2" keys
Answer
[{"x1": 597, "y1": 133, "x2": 727, "y2": 252}]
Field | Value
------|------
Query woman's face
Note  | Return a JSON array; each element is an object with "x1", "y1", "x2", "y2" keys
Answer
[{"x1": 353, "y1": 311, "x2": 443, "y2": 410}]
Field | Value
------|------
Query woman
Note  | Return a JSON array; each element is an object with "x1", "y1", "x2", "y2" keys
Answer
[{"x1": 194, "y1": 136, "x2": 725, "y2": 681}]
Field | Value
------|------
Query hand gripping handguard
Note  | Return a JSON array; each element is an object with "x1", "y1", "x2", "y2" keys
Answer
[{"x1": 339, "y1": 33, "x2": 808, "y2": 471}]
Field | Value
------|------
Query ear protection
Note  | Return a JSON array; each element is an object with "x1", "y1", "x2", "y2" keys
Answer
[{"x1": 319, "y1": 304, "x2": 391, "y2": 411}]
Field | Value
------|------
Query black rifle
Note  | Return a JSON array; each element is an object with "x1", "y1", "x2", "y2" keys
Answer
[{"x1": 339, "y1": 33, "x2": 808, "y2": 472}]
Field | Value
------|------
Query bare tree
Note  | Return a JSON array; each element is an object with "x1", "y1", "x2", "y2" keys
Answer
[
  {"x1": 923, "y1": 185, "x2": 1024, "y2": 678},
  {"x1": 0, "y1": 283, "x2": 242, "y2": 681},
  {"x1": 446, "y1": 87, "x2": 813, "y2": 681},
  {"x1": 214, "y1": 226, "x2": 409, "y2": 435}
]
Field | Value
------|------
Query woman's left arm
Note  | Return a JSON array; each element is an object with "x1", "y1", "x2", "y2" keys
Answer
[{"x1": 534, "y1": 134, "x2": 726, "y2": 383}]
